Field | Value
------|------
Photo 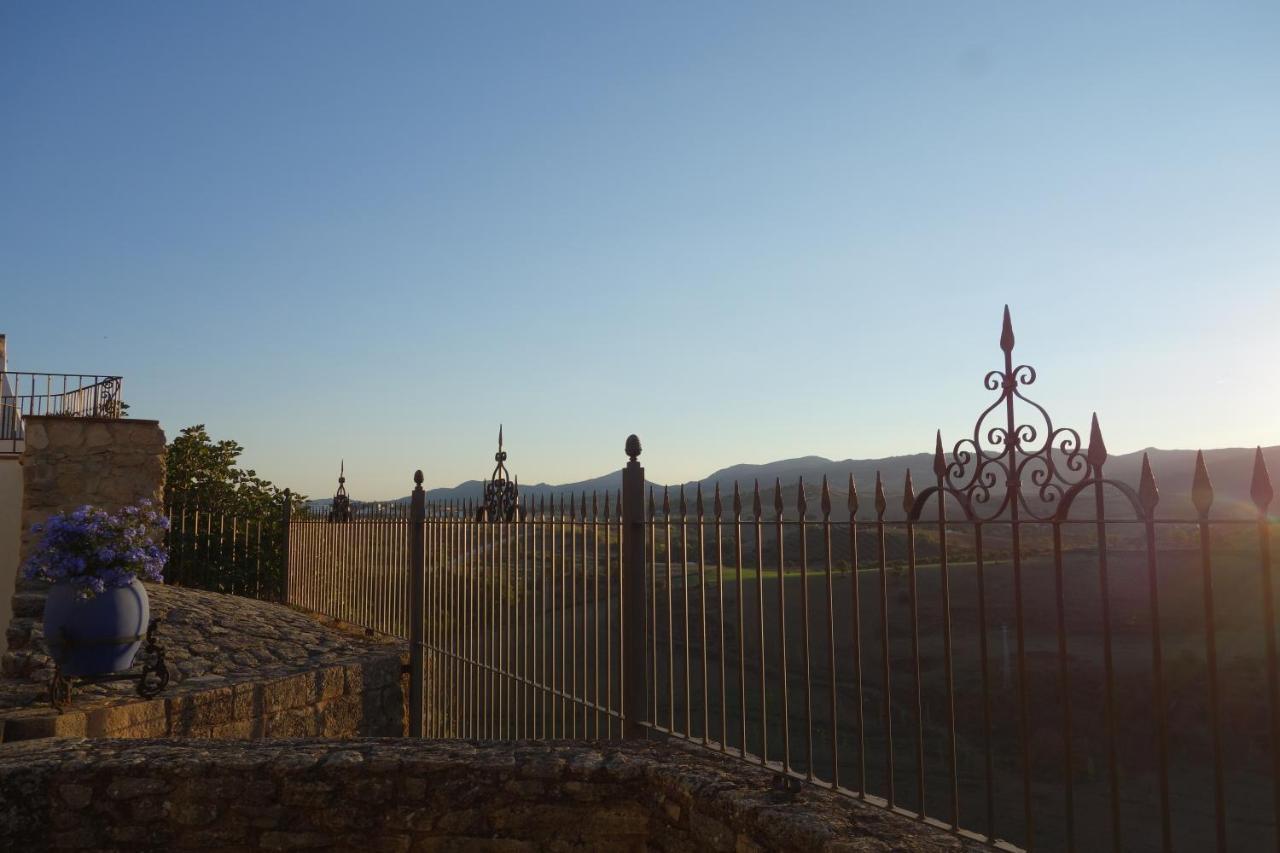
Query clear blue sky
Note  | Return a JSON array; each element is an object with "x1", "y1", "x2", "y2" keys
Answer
[{"x1": 3, "y1": 2, "x2": 1277, "y2": 500}]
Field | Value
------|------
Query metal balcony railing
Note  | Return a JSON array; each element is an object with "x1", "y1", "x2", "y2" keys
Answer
[{"x1": 0, "y1": 371, "x2": 124, "y2": 454}]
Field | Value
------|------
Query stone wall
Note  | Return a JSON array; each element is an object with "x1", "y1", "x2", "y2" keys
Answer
[
  {"x1": 0, "y1": 739, "x2": 983, "y2": 852},
  {"x1": 17, "y1": 416, "x2": 166, "y2": 562}
]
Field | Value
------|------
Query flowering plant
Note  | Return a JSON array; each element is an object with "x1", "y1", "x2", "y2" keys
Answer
[{"x1": 22, "y1": 500, "x2": 170, "y2": 598}]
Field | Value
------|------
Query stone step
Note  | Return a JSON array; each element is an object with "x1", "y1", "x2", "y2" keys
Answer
[
  {"x1": 5, "y1": 617, "x2": 35, "y2": 651},
  {"x1": 11, "y1": 592, "x2": 46, "y2": 618}
]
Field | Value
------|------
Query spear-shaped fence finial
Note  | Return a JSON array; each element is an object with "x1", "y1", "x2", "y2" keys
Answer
[
  {"x1": 933, "y1": 431, "x2": 948, "y2": 480},
  {"x1": 1252, "y1": 447, "x2": 1274, "y2": 514},
  {"x1": 1139, "y1": 452, "x2": 1159, "y2": 518},
  {"x1": 1000, "y1": 304, "x2": 1015, "y2": 354},
  {"x1": 874, "y1": 472, "x2": 887, "y2": 520},
  {"x1": 1087, "y1": 413, "x2": 1108, "y2": 471},
  {"x1": 820, "y1": 475, "x2": 831, "y2": 519},
  {"x1": 1192, "y1": 450, "x2": 1215, "y2": 519}
]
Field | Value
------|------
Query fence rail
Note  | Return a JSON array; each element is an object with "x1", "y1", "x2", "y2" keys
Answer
[{"x1": 280, "y1": 309, "x2": 1279, "y2": 853}]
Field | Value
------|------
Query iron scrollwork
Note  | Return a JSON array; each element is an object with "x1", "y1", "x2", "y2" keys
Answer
[
  {"x1": 937, "y1": 307, "x2": 1089, "y2": 522},
  {"x1": 481, "y1": 426, "x2": 519, "y2": 522},
  {"x1": 328, "y1": 461, "x2": 352, "y2": 522}
]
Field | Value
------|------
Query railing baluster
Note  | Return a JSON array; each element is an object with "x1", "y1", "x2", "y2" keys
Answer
[
  {"x1": 714, "y1": 483, "x2": 726, "y2": 753},
  {"x1": 775, "y1": 478, "x2": 790, "y2": 774},
  {"x1": 903, "y1": 471, "x2": 925, "y2": 818},
  {"x1": 754, "y1": 480, "x2": 766, "y2": 766},
  {"x1": 697, "y1": 484, "x2": 709, "y2": 747},
  {"x1": 1139, "y1": 453, "x2": 1172, "y2": 853},
  {"x1": 1088, "y1": 418, "x2": 1121, "y2": 853},
  {"x1": 849, "y1": 475, "x2": 866, "y2": 798},
  {"x1": 1251, "y1": 448, "x2": 1280, "y2": 853},
  {"x1": 798, "y1": 478, "x2": 813, "y2": 781},
  {"x1": 1052, "y1": 519, "x2": 1075, "y2": 852},
  {"x1": 875, "y1": 472, "x2": 893, "y2": 808},
  {"x1": 1193, "y1": 450, "x2": 1227, "y2": 853},
  {"x1": 821, "y1": 476, "x2": 837, "y2": 789},
  {"x1": 734, "y1": 483, "x2": 747, "y2": 759}
]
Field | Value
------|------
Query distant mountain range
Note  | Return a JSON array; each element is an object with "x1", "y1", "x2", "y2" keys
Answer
[{"x1": 308, "y1": 445, "x2": 1279, "y2": 520}]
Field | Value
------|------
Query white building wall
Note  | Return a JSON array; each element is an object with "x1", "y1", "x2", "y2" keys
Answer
[{"x1": 0, "y1": 456, "x2": 21, "y2": 651}]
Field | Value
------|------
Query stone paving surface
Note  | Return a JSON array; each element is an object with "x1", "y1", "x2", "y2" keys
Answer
[
  {"x1": 0, "y1": 737, "x2": 989, "y2": 852},
  {"x1": 0, "y1": 583, "x2": 406, "y2": 740}
]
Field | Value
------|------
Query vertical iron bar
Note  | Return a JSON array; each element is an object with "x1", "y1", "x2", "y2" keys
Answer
[
  {"x1": 622, "y1": 436, "x2": 647, "y2": 738},
  {"x1": 1052, "y1": 522, "x2": 1075, "y2": 852},
  {"x1": 409, "y1": 471, "x2": 426, "y2": 738},
  {"x1": 822, "y1": 478, "x2": 838, "y2": 789},
  {"x1": 666, "y1": 488, "x2": 674, "y2": 733},
  {"x1": 975, "y1": 522, "x2": 994, "y2": 842},
  {"x1": 904, "y1": 473, "x2": 925, "y2": 818},
  {"x1": 875, "y1": 473, "x2": 893, "y2": 808},
  {"x1": 1193, "y1": 451, "x2": 1227, "y2": 853},
  {"x1": 775, "y1": 480, "x2": 790, "y2": 773},
  {"x1": 698, "y1": 485, "x2": 709, "y2": 746},
  {"x1": 798, "y1": 480, "x2": 813, "y2": 781},
  {"x1": 1254, "y1": 447, "x2": 1280, "y2": 853},
  {"x1": 1138, "y1": 454, "x2": 1172, "y2": 853},
  {"x1": 754, "y1": 482, "x2": 766, "y2": 765},
  {"x1": 1092, "y1": 467, "x2": 1122, "y2": 852},
  {"x1": 849, "y1": 475, "x2": 866, "y2": 797},
  {"x1": 1005, "y1": 340, "x2": 1034, "y2": 852},
  {"x1": 281, "y1": 492, "x2": 292, "y2": 605},
  {"x1": 682, "y1": 487, "x2": 691, "y2": 739},
  {"x1": 571, "y1": 497, "x2": 578, "y2": 738},
  {"x1": 715, "y1": 485, "x2": 726, "y2": 752},
  {"x1": 933, "y1": 442, "x2": 959, "y2": 829},
  {"x1": 735, "y1": 485, "x2": 746, "y2": 758}
]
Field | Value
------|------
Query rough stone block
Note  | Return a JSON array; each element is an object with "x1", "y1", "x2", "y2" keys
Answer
[
  {"x1": 86, "y1": 697, "x2": 167, "y2": 737},
  {"x1": 261, "y1": 672, "x2": 315, "y2": 715},
  {"x1": 107, "y1": 776, "x2": 170, "y2": 800},
  {"x1": 318, "y1": 694, "x2": 363, "y2": 737},
  {"x1": 691, "y1": 810, "x2": 737, "y2": 852},
  {"x1": 58, "y1": 784, "x2": 93, "y2": 810},
  {"x1": 260, "y1": 830, "x2": 334, "y2": 850},
  {"x1": 264, "y1": 706, "x2": 320, "y2": 738},
  {"x1": 24, "y1": 421, "x2": 48, "y2": 450},
  {"x1": 166, "y1": 799, "x2": 221, "y2": 826}
]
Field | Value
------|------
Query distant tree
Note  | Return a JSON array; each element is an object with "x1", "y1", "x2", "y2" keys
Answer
[
  {"x1": 162, "y1": 425, "x2": 306, "y2": 599},
  {"x1": 164, "y1": 424, "x2": 306, "y2": 516}
]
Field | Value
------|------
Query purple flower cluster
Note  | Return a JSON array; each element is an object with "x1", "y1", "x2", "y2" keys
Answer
[{"x1": 22, "y1": 500, "x2": 170, "y2": 598}]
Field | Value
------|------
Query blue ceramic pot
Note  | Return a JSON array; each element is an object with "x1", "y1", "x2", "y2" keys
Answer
[{"x1": 43, "y1": 578, "x2": 150, "y2": 677}]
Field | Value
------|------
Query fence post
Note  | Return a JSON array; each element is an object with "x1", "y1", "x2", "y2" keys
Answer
[
  {"x1": 280, "y1": 489, "x2": 292, "y2": 604},
  {"x1": 622, "y1": 434, "x2": 647, "y2": 738},
  {"x1": 409, "y1": 470, "x2": 426, "y2": 738}
]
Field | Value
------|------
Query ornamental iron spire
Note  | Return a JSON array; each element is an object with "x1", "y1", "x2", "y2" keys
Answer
[
  {"x1": 328, "y1": 460, "x2": 352, "y2": 523},
  {"x1": 932, "y1": 306, "x2": 1092, "y2": 522},
  {"x1": 481, "y1": 425, "x2": 519, "y2": 522}
]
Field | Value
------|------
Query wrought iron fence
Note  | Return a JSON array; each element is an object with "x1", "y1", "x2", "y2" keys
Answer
[
  {"x1": 164, "y1": 504, "x2": 287, "y2": 600},
  {"x1": 282, "y1": 309, "x2": 1278, "y2": 853},
  {"x1": 0, "y1": 371, "x2": 124, "y2": 453}
]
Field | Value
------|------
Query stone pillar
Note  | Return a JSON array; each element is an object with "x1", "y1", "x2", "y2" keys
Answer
[{"x1": 2, "y1": 417, "x2": 165, "y2": 676}]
